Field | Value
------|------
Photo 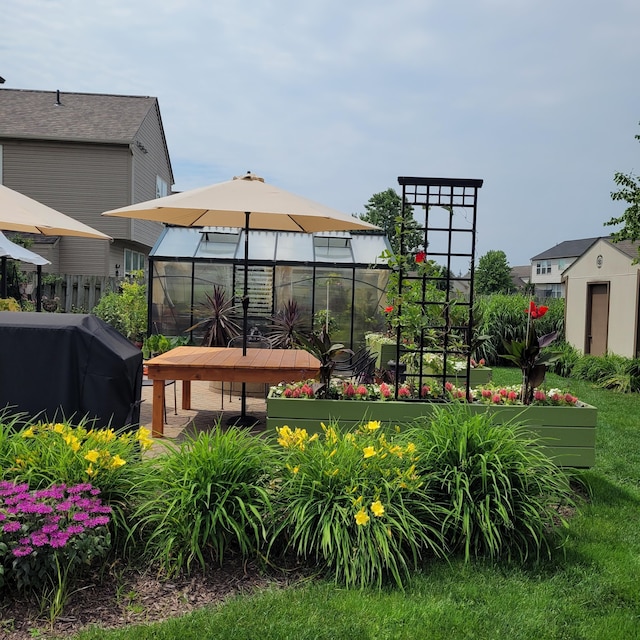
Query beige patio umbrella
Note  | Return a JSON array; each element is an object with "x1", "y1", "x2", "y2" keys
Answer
[
  {"x1": 103, "y1": 172, "x2": 380, "y2": 424},
  {"x1": 0, "y1": 184, "x2": 112, "y2": 239}
]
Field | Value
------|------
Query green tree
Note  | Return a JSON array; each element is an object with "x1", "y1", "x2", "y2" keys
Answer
[
  {"x1": 358, "y1": 188, "x2": 422, "y2": 254},
  {"x1": 475, "y1": 250, "x2": 513, "y2": 295},
  {"x1": 604, "y1": 123, "x2": 640, "y2": 260}
]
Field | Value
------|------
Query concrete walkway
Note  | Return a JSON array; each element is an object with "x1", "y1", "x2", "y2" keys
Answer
[{"x1": 138, "y1": 380, "x2": 268, "y2": 443}]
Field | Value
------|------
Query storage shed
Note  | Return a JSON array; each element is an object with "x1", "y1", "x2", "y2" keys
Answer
[{"x1": 563, "y1": 238, "x2": 640, "y2": 357}]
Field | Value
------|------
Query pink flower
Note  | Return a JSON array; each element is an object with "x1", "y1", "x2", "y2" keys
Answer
[
  {"x1": 534, "y1": 390, "x2": 546, "y2": 402},
  {"x1": 507, "y1": 391, "x2": 518, "y2": 402},
  {"x1": 380, "y1": 383, "x2": 391, "y2": 398},
  {"x1": 420, "y1": 385, "x2": 431, "y2": 398},
  {"x1": 499, "y1": 388, "x2": 507, "y2": 397},
  {"x1": 492, "y1": 394, "x2": 502, "y2": 404},
  {"x1": 564, "y1": 393, "x2": 577, "y2": 405},
  {"x1": 481, "y1": 388, "x2": 492, "y2": 398},
  {"x1": 283, "y1": 388, "x2": 293, "y2": 398},
  {"x1": 479, "y1": 358, "x2": 485, "y2": 366},
  {"x1": 356, "y1": 385, "x2": 368, "y2": 398},
  {"x1": 344, "y1": 383, "x2": 356, "y2": 398},
  {"x1": 292, "y1": 388, "x2": 301, "y2": 398},
  {"x1": 444, "y1": 382, "x2": 453, "y2": 392},
  {"x1": 398, "y1": 386, "x2": 411, "y2": 398}
]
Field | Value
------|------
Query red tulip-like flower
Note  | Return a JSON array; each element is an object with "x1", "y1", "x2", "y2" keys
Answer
[
  {"x1": 384, "y1": 305, "x2": 394, "y2": 313},
  {"x1": 526, "y1": 301, "x2": 549, "y2": 319},
  {"x1": 415, "y1": 251, "x2": 426, "y2": 264}
]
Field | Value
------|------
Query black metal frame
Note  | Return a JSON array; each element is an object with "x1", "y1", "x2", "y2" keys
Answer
[{"x1": 391, "y1": 177, "x2": 483, "y2": 400}]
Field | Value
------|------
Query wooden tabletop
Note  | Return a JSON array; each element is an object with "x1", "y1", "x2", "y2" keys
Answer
[{"x1": 145, "y1": 346, "x2": 321, "y2": 384}]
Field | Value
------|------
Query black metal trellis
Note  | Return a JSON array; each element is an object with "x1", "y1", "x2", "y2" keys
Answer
[{"x1": 391, "y1": 177, "x2": 483, "y2": 400}]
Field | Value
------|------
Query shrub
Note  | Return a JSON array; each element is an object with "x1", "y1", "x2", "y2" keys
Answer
[
  {"x1": 571, "y1": 354, "x2": 626, "y2": 383},
  {"x1": 0, "y1": 298, "x2": 20, "y2": 311},
  {"x1": 549, "y1": 340, "x2": 582, "y2": 377},
  {"x1": 0, "y1": 417, "x2": 153, "y2": 549},
  {"x1": 92, "y1": 271, "x2": 147, "y2": 342},
  {"x1": 270, "y1": 421, "x2": 446, "y2": 588},
  {"x1": 0, "y1": 481, "x2": 111, "y2": 618},
  {"x1": 404, "y1": 406, "x2": 575, "y2": 563},
  {"x1": 129, "y1": 427, "x2": 274, "y2": 577}
]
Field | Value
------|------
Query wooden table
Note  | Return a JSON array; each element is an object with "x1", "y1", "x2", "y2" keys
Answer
[{"x1": 144, "y1": 346, "x2": 321, "y2": 437}]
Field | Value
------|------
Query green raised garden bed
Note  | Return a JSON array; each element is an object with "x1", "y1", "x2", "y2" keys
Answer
[{"x1": 266, "y1": 394, "x2": 596, "y2": 468}]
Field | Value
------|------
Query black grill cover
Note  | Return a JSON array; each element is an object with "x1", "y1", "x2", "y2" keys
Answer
[{"x1": 0, "y1": 312, "x2": 143, "y2": 429}]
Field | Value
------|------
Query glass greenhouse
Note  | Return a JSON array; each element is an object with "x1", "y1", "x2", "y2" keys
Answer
[{"x1": 148, "y1": 227, "x2": 392, "y2": 348}]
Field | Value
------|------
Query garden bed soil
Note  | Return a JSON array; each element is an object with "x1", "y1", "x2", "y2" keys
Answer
[{"x1": 0, "y1": 557, "x2": 307, "y2": 639}]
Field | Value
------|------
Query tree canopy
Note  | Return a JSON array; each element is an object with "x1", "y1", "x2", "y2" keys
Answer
[
  {"x1": 604, "y1": 124, "x2": 640, "y2": 259},
  {"x1": 358, "y1": 188, "x2": 422, "y2": 254},
  {"x1": 475, "y1": 250, "x2": 513, "y2": 295}
]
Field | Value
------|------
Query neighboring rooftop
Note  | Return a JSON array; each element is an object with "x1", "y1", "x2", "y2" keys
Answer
[
  {"x1": 510, "y1": 265, "x2": 530, "y2": 289},
  {"x1": 0, "y1": 88, "x2": 159, "y2": 144},
  {"x1": 531, "y1": 237, "x2": 603, "y2": 261}
]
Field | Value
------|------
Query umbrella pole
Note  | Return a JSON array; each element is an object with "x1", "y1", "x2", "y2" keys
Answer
[
  {"x1": 228, "y1": 212, "x2": 258, "y2": 428},
  {"x1": 36, "y1": 265, "x2": 43, "y2": 312},
  {"x1": 1, "y1": 257, "x2": 6, "y2": 298}
]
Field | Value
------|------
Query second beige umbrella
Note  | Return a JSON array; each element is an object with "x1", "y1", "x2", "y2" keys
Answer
[{"x1": 0, "y1": 184, "x2": 111, "y2": 239}]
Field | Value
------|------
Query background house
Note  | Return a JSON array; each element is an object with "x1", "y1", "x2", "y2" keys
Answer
[
  {"x1": 529, "y1": 237, "x2": 601, "y2": 298},
  {"x1": 0, "y1": 88, "x2": 173, "y2": 277},
  {"x1": 563, "y1": 238, "x2": 640, "y2": 358}
]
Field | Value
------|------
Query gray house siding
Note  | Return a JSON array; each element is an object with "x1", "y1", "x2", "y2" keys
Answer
[
  {"x1": 0, "y1": 89, "x2": 174, "y2": 278},
  {"x1": 129, "y1": 105, "x2": 167, "y2": 248}
]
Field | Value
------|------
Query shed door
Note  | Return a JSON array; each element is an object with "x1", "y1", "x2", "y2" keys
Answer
[{"x1": 586, "y1": 283, "x2": 609, "y2": 356}]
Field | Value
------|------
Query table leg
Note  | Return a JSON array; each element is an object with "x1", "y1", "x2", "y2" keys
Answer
[
  {"x1": 182, "y1": 380, "x2": 191, "y2": 410},
  {"x1": 152, "y1": 380, "x2": 165, "y2": 438}
]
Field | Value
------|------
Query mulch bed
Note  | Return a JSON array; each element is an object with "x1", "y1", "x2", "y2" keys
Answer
[{"x1": 1, "y1": 557, "x2": 305, "y2": 639}]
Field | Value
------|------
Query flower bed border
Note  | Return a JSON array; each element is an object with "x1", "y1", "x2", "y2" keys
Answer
[{"x1": 266, "y1": 394, "x2": 597, "y2": 468}]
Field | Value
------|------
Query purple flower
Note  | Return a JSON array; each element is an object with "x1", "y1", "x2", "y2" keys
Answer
[
  {"x1": 85, "y1": 516, "x2": 110, "y2": 528},
  {"x1": 49, "y1": 532, "x2": 70, "y2": 548},
  {"x1": 41, "y1": 523, "x2": 60, "y2": 534},
  {"x1": 56, "y1": 501, "x2": 73, "y2": 512},
  {"x1": 2, "y1": 520, "x2": 21, "y2": 533},
  {"x1": 68, "y1": 483, "x2": 93, "y2": 494},
  {"x1": 30, "y1": 532, "x2": 50, "y2": 547},
  {"x1": 13, "y1": 546, "x2": 34, "y2": 557},
  {"x1": 72, "y1": 512, "x2": 89, "y2": 522},
  {"x1": 65, "y1": 524, "x2": 85, "y2": 535}
]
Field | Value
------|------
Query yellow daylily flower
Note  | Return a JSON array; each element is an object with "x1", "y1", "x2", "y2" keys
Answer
[
  {"x1": 371, "y1": 500, "x2": 385, "y2": 517},
  {"x1": 355, "y1": 509, "x2": 370, "y2": 526},
  {"x1": 110, "y1": 455, "x2": 127, "y2": 469},
  {"x1": 21, "y1": 427, "x2": 35, "y2": 438},
  {"x1": 363, "y1": 446, "x2": 377, "y2": 459},
  {"x1": 365, "y1": 420, "x2": 381, "y2": 431},
  {"x1": 84, "y1": 449, "x2": 100, "y2": 463}
]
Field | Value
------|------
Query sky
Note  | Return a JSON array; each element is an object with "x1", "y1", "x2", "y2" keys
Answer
[{"x1": 2, "y1": 0, "x2": 639, "y2": 268}]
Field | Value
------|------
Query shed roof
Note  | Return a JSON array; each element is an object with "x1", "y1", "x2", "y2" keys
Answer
[
  {"x1": 0, "y1": 88, "x2": 159, "y2": 144},
  {"x1": 531, "y1": 237, "x2": 602, "y2": 261}
]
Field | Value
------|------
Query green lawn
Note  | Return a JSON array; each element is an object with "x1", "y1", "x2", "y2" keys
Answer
[{"x1": 75, "y1": 369, "x2": 640, "y2": 640}]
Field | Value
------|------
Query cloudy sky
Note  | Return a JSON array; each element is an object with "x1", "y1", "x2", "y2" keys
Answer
[{"x1": 3, "y1": 0, "x2": 639, "y2": 267}]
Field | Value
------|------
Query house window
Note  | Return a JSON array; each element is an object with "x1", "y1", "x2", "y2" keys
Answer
[
  {"x1": 156, "y1": 175, "x2": 168, "y2": 199},
  {"x1": 124, "y1": 249, "x2": 145, "y2": 275},
  {"x1": 536, "y1": 260, "x2": 551, "y2": 275},
  {"x1": 538, "y1": 283, "x2": 563, "y2": 299}
]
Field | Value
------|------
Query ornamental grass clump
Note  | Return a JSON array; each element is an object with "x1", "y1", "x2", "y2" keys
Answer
[
  {"x1": 0, "y1": 481, "x2": 111, "y2": 619},
  {"x1": 270, "y1": 421, "x2": 446, "y2": 589},
  {"x1": 129, "y1": 426, "x2": 275, "y2": 577},
  {"x1": 405, "y1": 406, "x2": 576, "y2": 563}
]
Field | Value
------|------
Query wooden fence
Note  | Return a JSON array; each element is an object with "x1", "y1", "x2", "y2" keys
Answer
[{"x1": 38, "y1": 275, "x2": 119, "y2": 313}]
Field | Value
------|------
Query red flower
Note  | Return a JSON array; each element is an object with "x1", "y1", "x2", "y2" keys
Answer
[
  {"x1": 380, "y1": 382, "x2": 391, "y2": 398},
  {"x1": 492, "y1": 394, "x2": 502, "y2": 404},
  {"x1": 415, "y1": 251, "x2": 426, "y2": 264},
  {"x1": 526, "y1": 301, "x2": 549, "y2": 319},
  {"x1": 384, "y1": 305, "x2": 394, "y2": 313}
]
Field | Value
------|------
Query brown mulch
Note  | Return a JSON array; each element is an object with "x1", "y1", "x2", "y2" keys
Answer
[{"x1": 0, "y1": 558, "x2": 304, "y2": 639}]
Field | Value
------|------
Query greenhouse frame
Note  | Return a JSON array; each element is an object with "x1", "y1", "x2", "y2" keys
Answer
[{"x1": 147, "y1": 227, "x2": 392, "y2": 349}]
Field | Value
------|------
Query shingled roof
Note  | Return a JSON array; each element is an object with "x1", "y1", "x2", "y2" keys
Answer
[
  {"x1": 531, "y1": 237, "x2": 602, "y2": 261},
  {"x1": 0, "y1": 88, "x2": 160, "y2": 144}
]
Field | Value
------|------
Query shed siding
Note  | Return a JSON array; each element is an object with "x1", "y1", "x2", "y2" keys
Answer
[{"x1": 565, "y1": 240, "x2": 640, "y2": 358}]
